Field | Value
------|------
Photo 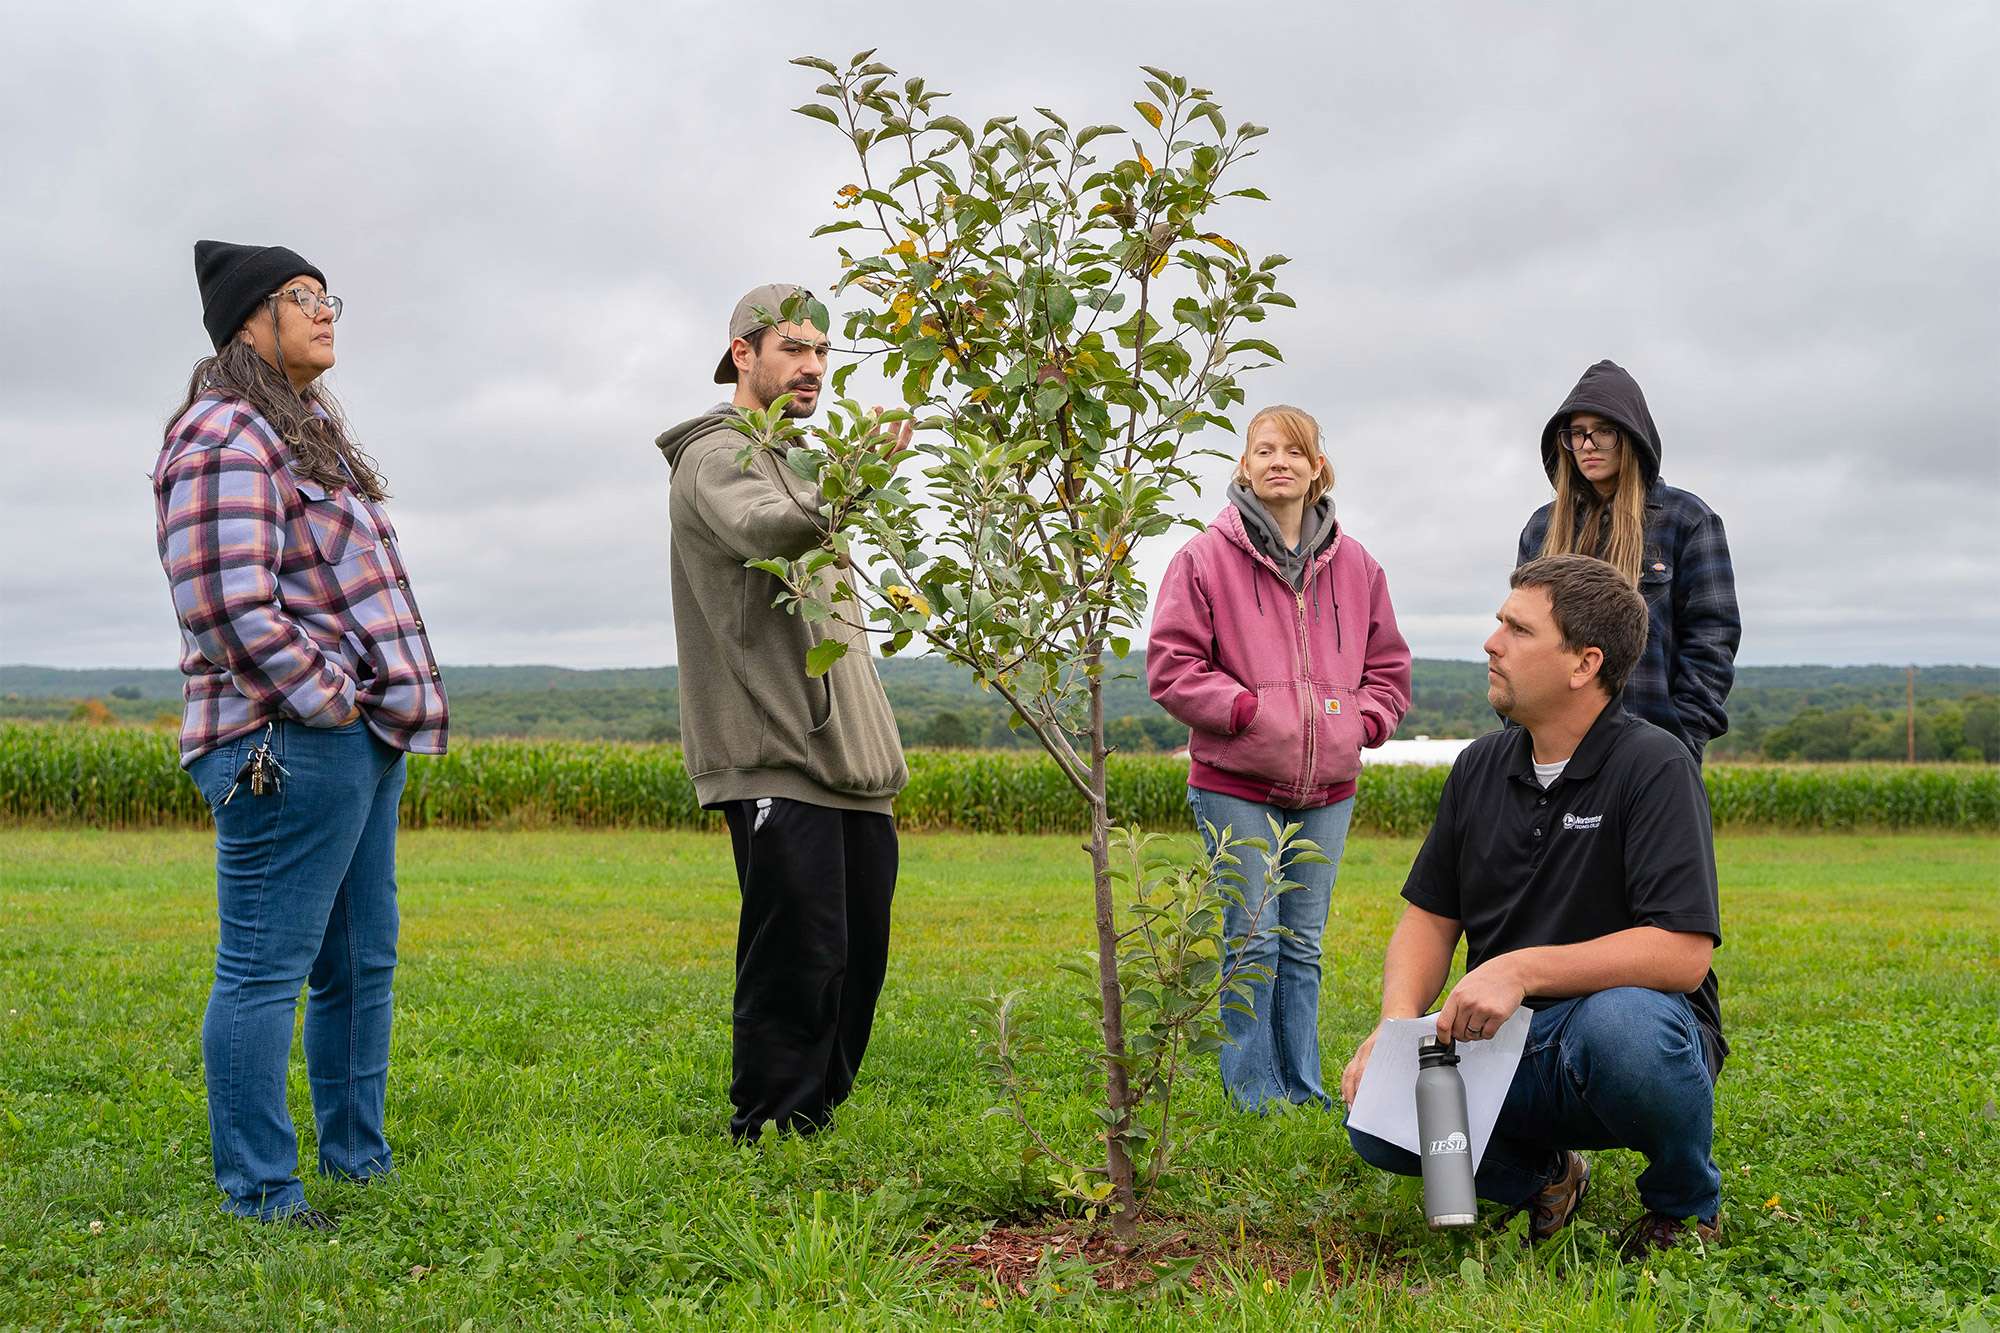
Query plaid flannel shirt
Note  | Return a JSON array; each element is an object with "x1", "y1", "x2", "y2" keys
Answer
[
  {"x1": 153, "y1": 392, "x2": 449, "y2": 766},
  {"x1": 1518, "y1": 479, "x2": 1740, "y2": 760}
]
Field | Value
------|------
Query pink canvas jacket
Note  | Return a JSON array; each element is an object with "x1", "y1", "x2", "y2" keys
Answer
[{"x1": 1147, "y1": 505, "x2": 1412, "y2": 808}]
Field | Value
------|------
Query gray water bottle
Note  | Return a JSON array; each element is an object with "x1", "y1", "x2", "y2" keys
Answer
[{"x1": 1416, "y1": 1035, "x2": 1478, "y2": 1228}]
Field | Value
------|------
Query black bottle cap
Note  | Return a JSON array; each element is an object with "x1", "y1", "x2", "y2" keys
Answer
[{"x1": 1418, "y1": 1035, "x2": 1460, "y2": 1068}]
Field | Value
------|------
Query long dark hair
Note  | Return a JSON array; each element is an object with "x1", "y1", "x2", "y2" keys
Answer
[{"x1": 167, "y1": 300, "x2": 389, "y2": 500}]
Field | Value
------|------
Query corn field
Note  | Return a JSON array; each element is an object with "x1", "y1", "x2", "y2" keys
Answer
[{"x1": 2, "y1": 723, "x2": 1994, "y2": 834}]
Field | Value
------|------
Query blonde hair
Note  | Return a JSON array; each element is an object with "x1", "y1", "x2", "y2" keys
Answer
[
  {"x1": 1236, "y1": 404, "x2": 1334, "y2": 504},
  {"x1": 1539, "y1": 441, "x2": 1647, "y2": 587}
]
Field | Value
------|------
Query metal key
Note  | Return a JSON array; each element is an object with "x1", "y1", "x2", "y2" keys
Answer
[{"x1": 221, "y1": 724, "x2": 286, "y2": 805}]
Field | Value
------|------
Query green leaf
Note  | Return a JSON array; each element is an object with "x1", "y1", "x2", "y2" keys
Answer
[
  {"x1": 904, "y1": 336, "x2": 941, "y2": 364},
  {"x1": 810, "y1": 220, "x2": 864, "y2": 237},
  {"x1": 793, "y1": 103, "x2": 841, "y2": 127},
  {"x1": 790, "y1": 55, "x2": 839, "y2": 75},
  {"x1": 805, "y1": 638, "x2": 848, "y2": 677},
  {"x1": 1229, "y1": 338, "x2": 1283, "y2": 361},
  {"x1": 1034, "y1": 382, "x2": 1069, "y2": 418},
  {"x1": 1044, "y1": 283, "x2": 1077, "y2": 327},
  {"x1": 928, "y1": 114, "x2": 974, "y2": 146}
]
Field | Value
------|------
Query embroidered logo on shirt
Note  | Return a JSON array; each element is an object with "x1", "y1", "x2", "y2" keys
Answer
[
  {"x1": 1324, "y1": 698, "x2": 1341, "y2": 714},
  {"x1": 1562, "y1": 812, "x2": 1603, "y2": 831}
]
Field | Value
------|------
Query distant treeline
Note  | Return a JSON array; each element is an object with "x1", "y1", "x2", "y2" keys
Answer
[{"x1": 5, "y1": 659, "x2": 1996, "y2": 763}]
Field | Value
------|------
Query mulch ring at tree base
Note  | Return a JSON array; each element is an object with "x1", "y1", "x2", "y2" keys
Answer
[{"x1": 925, "y1": 1222, "x2": 1325, "y2": 1299}]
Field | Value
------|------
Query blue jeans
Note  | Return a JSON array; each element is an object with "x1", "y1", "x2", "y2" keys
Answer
[
  {"x1": 187, "y1": 718, "x2": 406, "y2": 1219},
  {"x1": 1347, "y1": 988, "x2": 1721, "y2": 1220},
  {"x1": 1187, "y1": 787, "x2": 1355, "y2": 1112}
]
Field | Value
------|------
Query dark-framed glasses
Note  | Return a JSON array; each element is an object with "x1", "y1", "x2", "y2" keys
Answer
[
  {"x1": 277, "y1": 287, "x2": 343, "y2": 322},
  {"x1": 1557, "y1": 424, "x2": 1620, "y2": 452}
]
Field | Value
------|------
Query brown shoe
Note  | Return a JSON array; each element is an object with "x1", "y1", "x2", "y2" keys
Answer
[
  {"x1": 1617, "y1": 1211, "x2": 1720, "y2": 1260},
  {"x1": 1524, "y1": 1150, "x2": 1591, "y2": 1241}
]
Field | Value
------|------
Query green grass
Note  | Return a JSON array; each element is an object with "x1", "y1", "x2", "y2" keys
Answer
[{"x1": 1, "y1": 829, "x2": 1996, "y2": 1328}]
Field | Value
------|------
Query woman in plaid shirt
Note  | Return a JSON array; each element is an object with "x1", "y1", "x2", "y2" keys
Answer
[
  {"x1": 1518, "y1": 360, "x2": 1740, "y2": 762},
  {"x1": 153, "y1": 240, "x2": 447, "y2": 1229}
]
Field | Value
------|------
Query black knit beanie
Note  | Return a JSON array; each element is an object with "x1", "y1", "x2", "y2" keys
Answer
[{"x1": 193, "y1": 240, "x2": 327, "y2": 350}]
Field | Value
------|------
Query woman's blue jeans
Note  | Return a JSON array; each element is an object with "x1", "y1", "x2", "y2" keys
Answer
[
  {"x1": 1188, "y1": 787, "x2": 1355, "y2": 1112},
  {"x1": 1347, "y1": 988, "x2": 1722, "y2": 1221},
  {"x1": 187, "y1": 718, "x2": 406, "y2": 1219}
]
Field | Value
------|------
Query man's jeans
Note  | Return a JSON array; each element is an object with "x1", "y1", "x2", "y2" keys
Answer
[
  {"x1": 187, "y1": 718, "x2": 406, "y2": 1219},
  {"x1": 1348, "y1": 987, "x2": 1722, "y2": 1220},
  {"x1": 1188, "y1": 787, "x2": 1355, "y2": 1112}
]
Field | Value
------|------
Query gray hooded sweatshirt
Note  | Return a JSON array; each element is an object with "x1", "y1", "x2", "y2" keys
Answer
[
  {"x1": 1228, "y1": 482, "x2": 1337, "y2": 589},
  {"x1": 655, "y1": 407, "x2": 907, "y2": 813}
]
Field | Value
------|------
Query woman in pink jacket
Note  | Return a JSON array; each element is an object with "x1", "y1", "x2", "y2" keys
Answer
[{"x1": 1148, "y1": 405, "x2": 1412, "y2": 1111}]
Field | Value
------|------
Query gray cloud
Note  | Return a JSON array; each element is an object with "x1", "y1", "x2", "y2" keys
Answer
[{"x1": 3, "y1": 0, "x2": 1994, "y2": 671}]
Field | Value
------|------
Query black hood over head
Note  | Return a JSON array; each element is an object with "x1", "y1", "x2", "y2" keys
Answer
[{"x1": 1540, "y1": 359, "x2": 1661, "y2": 488}]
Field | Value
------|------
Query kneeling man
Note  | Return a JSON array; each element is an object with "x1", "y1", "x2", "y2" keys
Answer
[{"x1": 1341, "y1": 554, "x2": 1725, "y2": 1259}]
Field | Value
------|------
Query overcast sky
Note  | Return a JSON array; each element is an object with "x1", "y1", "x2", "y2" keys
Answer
[{"x1": 4, "y1": 0, "x2": 1995, "y2": 672}]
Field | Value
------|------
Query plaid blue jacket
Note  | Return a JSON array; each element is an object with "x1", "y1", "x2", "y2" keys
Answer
[
  {"x1": 1518, "y1": 480, "x2": 1740, "y2": 760},
  {"x1": 153, "y1": 392, "x2": 449, "y2": 766}
]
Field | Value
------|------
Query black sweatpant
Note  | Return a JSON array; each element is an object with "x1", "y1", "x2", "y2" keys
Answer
[{"x1": 720, "y1": 796, "x2": 898, "y2": 1141}]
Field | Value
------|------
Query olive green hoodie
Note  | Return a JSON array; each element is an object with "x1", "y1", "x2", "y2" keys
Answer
[{"x1": 655, "y1": 407, "x2": 907, "y2": 813}]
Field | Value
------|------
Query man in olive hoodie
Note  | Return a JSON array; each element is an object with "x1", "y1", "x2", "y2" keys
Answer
[{"x1": 655, "y1": 283, "x2": 909, "y2": 1141}]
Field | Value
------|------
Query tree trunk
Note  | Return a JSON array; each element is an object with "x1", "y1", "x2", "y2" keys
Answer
[{"x1": 1086, "y1": 662, "x2": 1139, "y2": 1241}]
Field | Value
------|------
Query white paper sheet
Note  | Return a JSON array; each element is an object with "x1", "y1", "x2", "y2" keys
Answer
[{"x1": 1346, "y1": 1006, "x2": 1531, "y2": 1169}]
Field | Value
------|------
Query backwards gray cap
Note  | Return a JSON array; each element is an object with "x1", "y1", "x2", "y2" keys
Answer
[{"x1": 713, "y1": 282, "x2": 816, "y2": 384}]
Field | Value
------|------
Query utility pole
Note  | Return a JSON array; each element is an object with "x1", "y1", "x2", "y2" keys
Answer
[{"x1": 1907, "y1": 665, "x2": 1917, "y2": 763}]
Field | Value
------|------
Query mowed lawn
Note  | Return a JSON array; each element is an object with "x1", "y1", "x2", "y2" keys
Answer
[{"x1": 1, "y1": 829, "x2": 1995, "y2": 1329}]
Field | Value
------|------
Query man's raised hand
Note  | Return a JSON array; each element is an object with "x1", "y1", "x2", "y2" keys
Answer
[
  {"x1": 867, "y1": 406, "x2": 914, "y2": 459},
  {"x1": 1434, "y1": 955, "x2": 1527, "y2": 1044}
]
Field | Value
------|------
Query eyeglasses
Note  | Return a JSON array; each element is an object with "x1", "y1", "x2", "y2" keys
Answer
[
  {"x1": 275, "y1": 287, "x2": 343, "y2": 322},
  {"x1": 1556, "y1": 424, "x2": 1620, "y2": 452}
]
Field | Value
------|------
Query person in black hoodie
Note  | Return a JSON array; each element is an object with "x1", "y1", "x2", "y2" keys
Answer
[{"x1": 1518, "y1": 361, "x2": 1740, "y2": 761}]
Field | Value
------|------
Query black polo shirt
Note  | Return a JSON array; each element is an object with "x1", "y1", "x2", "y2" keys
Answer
[{"x1": 1402, "y1": 693, "x2": 1726, "y2": 1074}]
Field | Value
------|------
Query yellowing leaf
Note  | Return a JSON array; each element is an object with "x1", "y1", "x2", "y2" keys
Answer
[
  {"x1": 1136, "y1": 148, "x2": 1154, "y2": 176},
  {"x1": 969, "y1": 385, "x2": 993, "y2": 402},
  {"x1": 1198, "y1": 232, "x2": 1241, "y2": 257},
  {"x1": 885, "y1": 585, "x2": 932, "y2": 617},
  {"x1": 1135, "y1": 100, "x2": 1163, "y2": 130}
]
